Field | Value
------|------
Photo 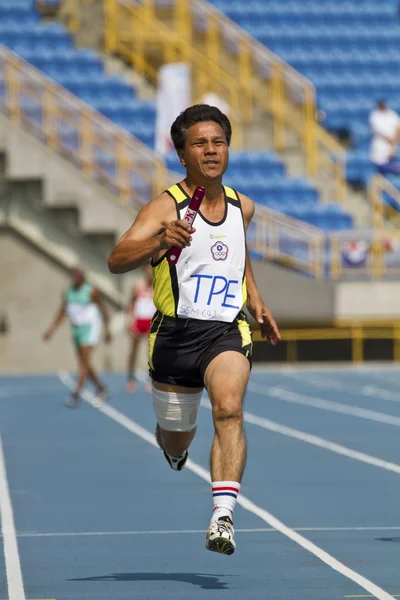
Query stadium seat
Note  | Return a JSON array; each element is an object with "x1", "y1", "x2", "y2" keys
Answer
[
  {"x1": 0, "y1": 0, "x2": 355, "y2": 232},
  {"x1": 209, "y1": 0, "x2": 400, "y2": 194}
]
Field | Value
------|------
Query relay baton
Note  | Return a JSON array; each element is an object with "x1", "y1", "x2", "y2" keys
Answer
[{"x1": 166, "y1": 186, "x2": 206, "y2": 265}]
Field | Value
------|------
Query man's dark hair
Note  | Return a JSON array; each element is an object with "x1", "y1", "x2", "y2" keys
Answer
[{"x1": 170, "y1": 104, "x2": 232, "y2": 152}]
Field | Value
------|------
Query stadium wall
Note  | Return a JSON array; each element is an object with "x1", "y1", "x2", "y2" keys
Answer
[
  {"x1": 335, "y1": 282, "x2": 400, "y2": 320},
  {"x1": 251, "y1": 261, "x2": 335, "y2": 322}
]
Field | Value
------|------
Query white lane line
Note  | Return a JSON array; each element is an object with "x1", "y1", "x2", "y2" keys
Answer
[
  {"x1": 12, "y1": 526, "x2": 400, "y2": 538},
  {"x1": 58, "y1": 371, "x2": 395, "y2": 600},
  {"x1": 0, "y1": 436, "x2": 26, "y2": 600},
  {"x1": 369, "y1": 372, "x2": 400, "y2": 388},
  {"x1": 282, "y1": 371, "x2": 400, "y2": 405},
  {"x1": 200, "y1": 400, "x2": 400, "y2": 475},
  {"x1": 248, "y1": 383, "x2": 400, "y2": 427}
]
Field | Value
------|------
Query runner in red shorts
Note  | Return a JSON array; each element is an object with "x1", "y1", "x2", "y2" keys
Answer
[{"x1": 127, "y1": 263, "x2": 155, "y2": 393}]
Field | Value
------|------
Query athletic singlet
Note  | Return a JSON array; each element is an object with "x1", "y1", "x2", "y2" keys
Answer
[
  {"x1": 65, "y1": 283, "x2": 100, "y2": 326},
  {"x1": 133, "y1": 282, "x2": 155, "y2": 319},
  {"x1": 152, "y1": 184, "x2": 246, "y2": 323}
]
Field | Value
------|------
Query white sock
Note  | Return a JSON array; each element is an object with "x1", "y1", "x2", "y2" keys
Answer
[{"x1": 211, "y1": 481, "x2": 240, "y2": 523}]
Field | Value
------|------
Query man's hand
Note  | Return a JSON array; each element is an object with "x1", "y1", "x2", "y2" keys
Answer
[
  {"x1": 390, "y1": 142, "x2": 398, "y2": 159},
  {"x1": 42, "y1": 330, "x2": 52, "y2": 342},
  {"x1": 160, "y1": 220, "x2": 196, "y2": 250},
  {"x1": 247, "y1": 295, "x2": 281, "y2": 345}
]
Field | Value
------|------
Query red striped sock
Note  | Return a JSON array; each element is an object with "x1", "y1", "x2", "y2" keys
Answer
[{"x1": 211, "y1": 480, "x2": 240, "y2": 523}]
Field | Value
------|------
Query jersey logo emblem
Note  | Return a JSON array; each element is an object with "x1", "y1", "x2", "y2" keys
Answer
[{"x1": 211, "y1": 241, "x2": 229, "y2": 261}]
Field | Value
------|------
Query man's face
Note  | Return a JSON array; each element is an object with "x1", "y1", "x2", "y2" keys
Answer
[
  {"x1": 179, "y1": 121, "x2": 229, "y2": 181},
  {"x1": 71, "y1": 268, "x2": 84, "y2": 287},
  {"x1": 378, "y1": 102, "x2": 387, "y2": 111}
]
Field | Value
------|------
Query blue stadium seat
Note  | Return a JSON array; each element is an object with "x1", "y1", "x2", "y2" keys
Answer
[
  {"x1": 165, "y1": 153, "x2": 186, "y2": 175},
  {"x1": 210, "y1": 0, "x2": 400, "y2": 200},
  {"x1": 0, "y1": 5, "x2": 39, "y2": 22},
  {"x1": 346, "y1": 150, "x2": 377, "y2": 186},
  {"x1": 0, "y1": 0, "x2": 357, "y2": 232},
  {"x1": 37, "y1": 0, "x2": 61, "y2": 7},
  {"x1": 54, "y1": 74, "x2": 135, "y2": 102},
  {"x1": 92, "y1": 99, "x2": 156, "y2": 127},
  {"x1": 0, "y1": 0, "x2": 36, "y2": 5}
]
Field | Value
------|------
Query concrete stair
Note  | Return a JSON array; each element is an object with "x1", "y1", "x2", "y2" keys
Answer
[{"x1": 0, "y1": 114, "x2": 137, "y2": 304}]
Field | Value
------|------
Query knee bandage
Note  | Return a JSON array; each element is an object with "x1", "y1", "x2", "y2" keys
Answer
[{"x1": 152, "y1": 386, "x2": 202, "y2": 432}]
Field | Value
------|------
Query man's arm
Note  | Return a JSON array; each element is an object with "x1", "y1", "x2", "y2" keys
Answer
[
  {"x1": 127, "y1": 284, "x2": 138, "y2": 316},
  {"x1": 239, "y1": 193, "x2": 281, "y2": 345},
  {"x1": 92, "y1": 289, "x2": 111, "y2": 344},
  {"x1": 42, "y1": 296, "x2": 66, "y2": 341},
  {"x1": 108, "y1": 192, "x2": 195, "y2": 274}
]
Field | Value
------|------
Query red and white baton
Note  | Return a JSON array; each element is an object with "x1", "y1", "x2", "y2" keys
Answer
[{"x1": 167, "y1": 186, "x2": 206, "y2": 265}]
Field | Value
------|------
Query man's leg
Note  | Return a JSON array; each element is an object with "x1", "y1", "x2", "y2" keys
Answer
[
  {"x1": 87, "y1": 364, "x2": 104, "y2": 391},
  {"x1": 152, "y1": 381, "x2": 202, "y2": 470},
  {"x1": 127, "y1": 335, "x2": 140, "y2": 393},
  {"x1": 67, "y1": 345, "x2": 91, "y2": 407},
  {"x1": 87, "y1": 361, "x2": 108, "y2": 402},
  {"x1": 205, "y1": 351, "x2": 249, "y2": 482},
  {"x1": 203, "y1": 350, "x2": 250, "y2": 555}
]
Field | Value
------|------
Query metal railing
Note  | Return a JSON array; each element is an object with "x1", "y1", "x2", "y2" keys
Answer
[
  {"x1": 249, "y1": 203, "x2": 400, "y2": 281},
  {"x1": 369, "y1": 173, "x2": 400, "y2": 228},
  {"x1": 0, "y1": 45, "x2": 169, "y2": 208},
  {"x1": 103, "y1": 0, "x2": 347, "y2": 200},
  {"x1": 2, "y1": 47, "x2": 400, "y2": 282},
  {"x1": 0, "y1": 45, "x2": 342, "y2": 283},
  {"x1": 248, "y1": 205, "x2": 325, "y2": 279}
]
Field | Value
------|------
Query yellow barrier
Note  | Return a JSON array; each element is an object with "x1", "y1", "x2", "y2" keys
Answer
[
  {"x1": 252, "y1": 322, "x2": 400, "y2": 362},
  {"x1": 103, "y1": 0, "x2": 347, "y2": 201},
  {"x1": 248, "y1": 205, "x2": 324, "y2": 279},
  {"x1": 0, "y1": 45, "x2": 169, "y2": 207},
  {"x1": 248, "y1": 215, "x2": 400, "y2": 281},
  {"x1": 369, "y1": 173, "x2": 400, "y2": 228}
]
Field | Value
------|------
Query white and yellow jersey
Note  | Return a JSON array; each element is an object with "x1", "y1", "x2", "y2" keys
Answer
[{"x1": 152, "y1": 184, "x2": 247, "y2": 323}]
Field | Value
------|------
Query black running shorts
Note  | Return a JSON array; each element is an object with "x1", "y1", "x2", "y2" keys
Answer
[{"x1": 148, "y1": 310, "x2": 253, "y2": 388}]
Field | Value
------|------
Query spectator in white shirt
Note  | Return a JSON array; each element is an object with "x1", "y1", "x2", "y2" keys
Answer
[{"x1": 370, "y1": 100, "x2": 400, "y2": 174}]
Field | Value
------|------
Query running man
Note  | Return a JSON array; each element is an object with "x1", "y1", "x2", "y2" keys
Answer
[
  {"x1": 43, "y1": 267, "x2": 112, "y2": 407},
  {"x1": 126, "y1": 262, "x2": 155, "y2": 393},
  {"x1": 108, "y1": 104, "x2": 280, "y2": 555}
]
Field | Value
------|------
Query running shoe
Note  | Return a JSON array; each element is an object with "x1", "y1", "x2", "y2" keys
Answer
[
  {"x1": 92, "y1": 386, "x2": 109, "y2": 408},
  {"x1": 163, "y1": 449, "x2": 188, "y2": 471},
  {"x1": 65, "y1": 394, "x2": 80, "y2": 408},
  {"x1": 205, "y1": 516, "x2": 236, "y2": 555}
]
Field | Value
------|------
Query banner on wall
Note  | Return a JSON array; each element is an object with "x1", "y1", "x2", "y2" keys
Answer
[
  {"x1": 155, "y1": 63, "x2": 191, "y2": 156},
  {"x1": 342, "y1": 239, "x2": 400, "y2": 268},
  {"x1": 342, "y1": 241, "x2": 370, "y2": 267}
]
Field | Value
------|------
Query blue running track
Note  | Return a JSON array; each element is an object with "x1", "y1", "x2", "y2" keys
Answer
[{"x1": 1, "y1": 365, "x2": 400, "y2": 600}]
